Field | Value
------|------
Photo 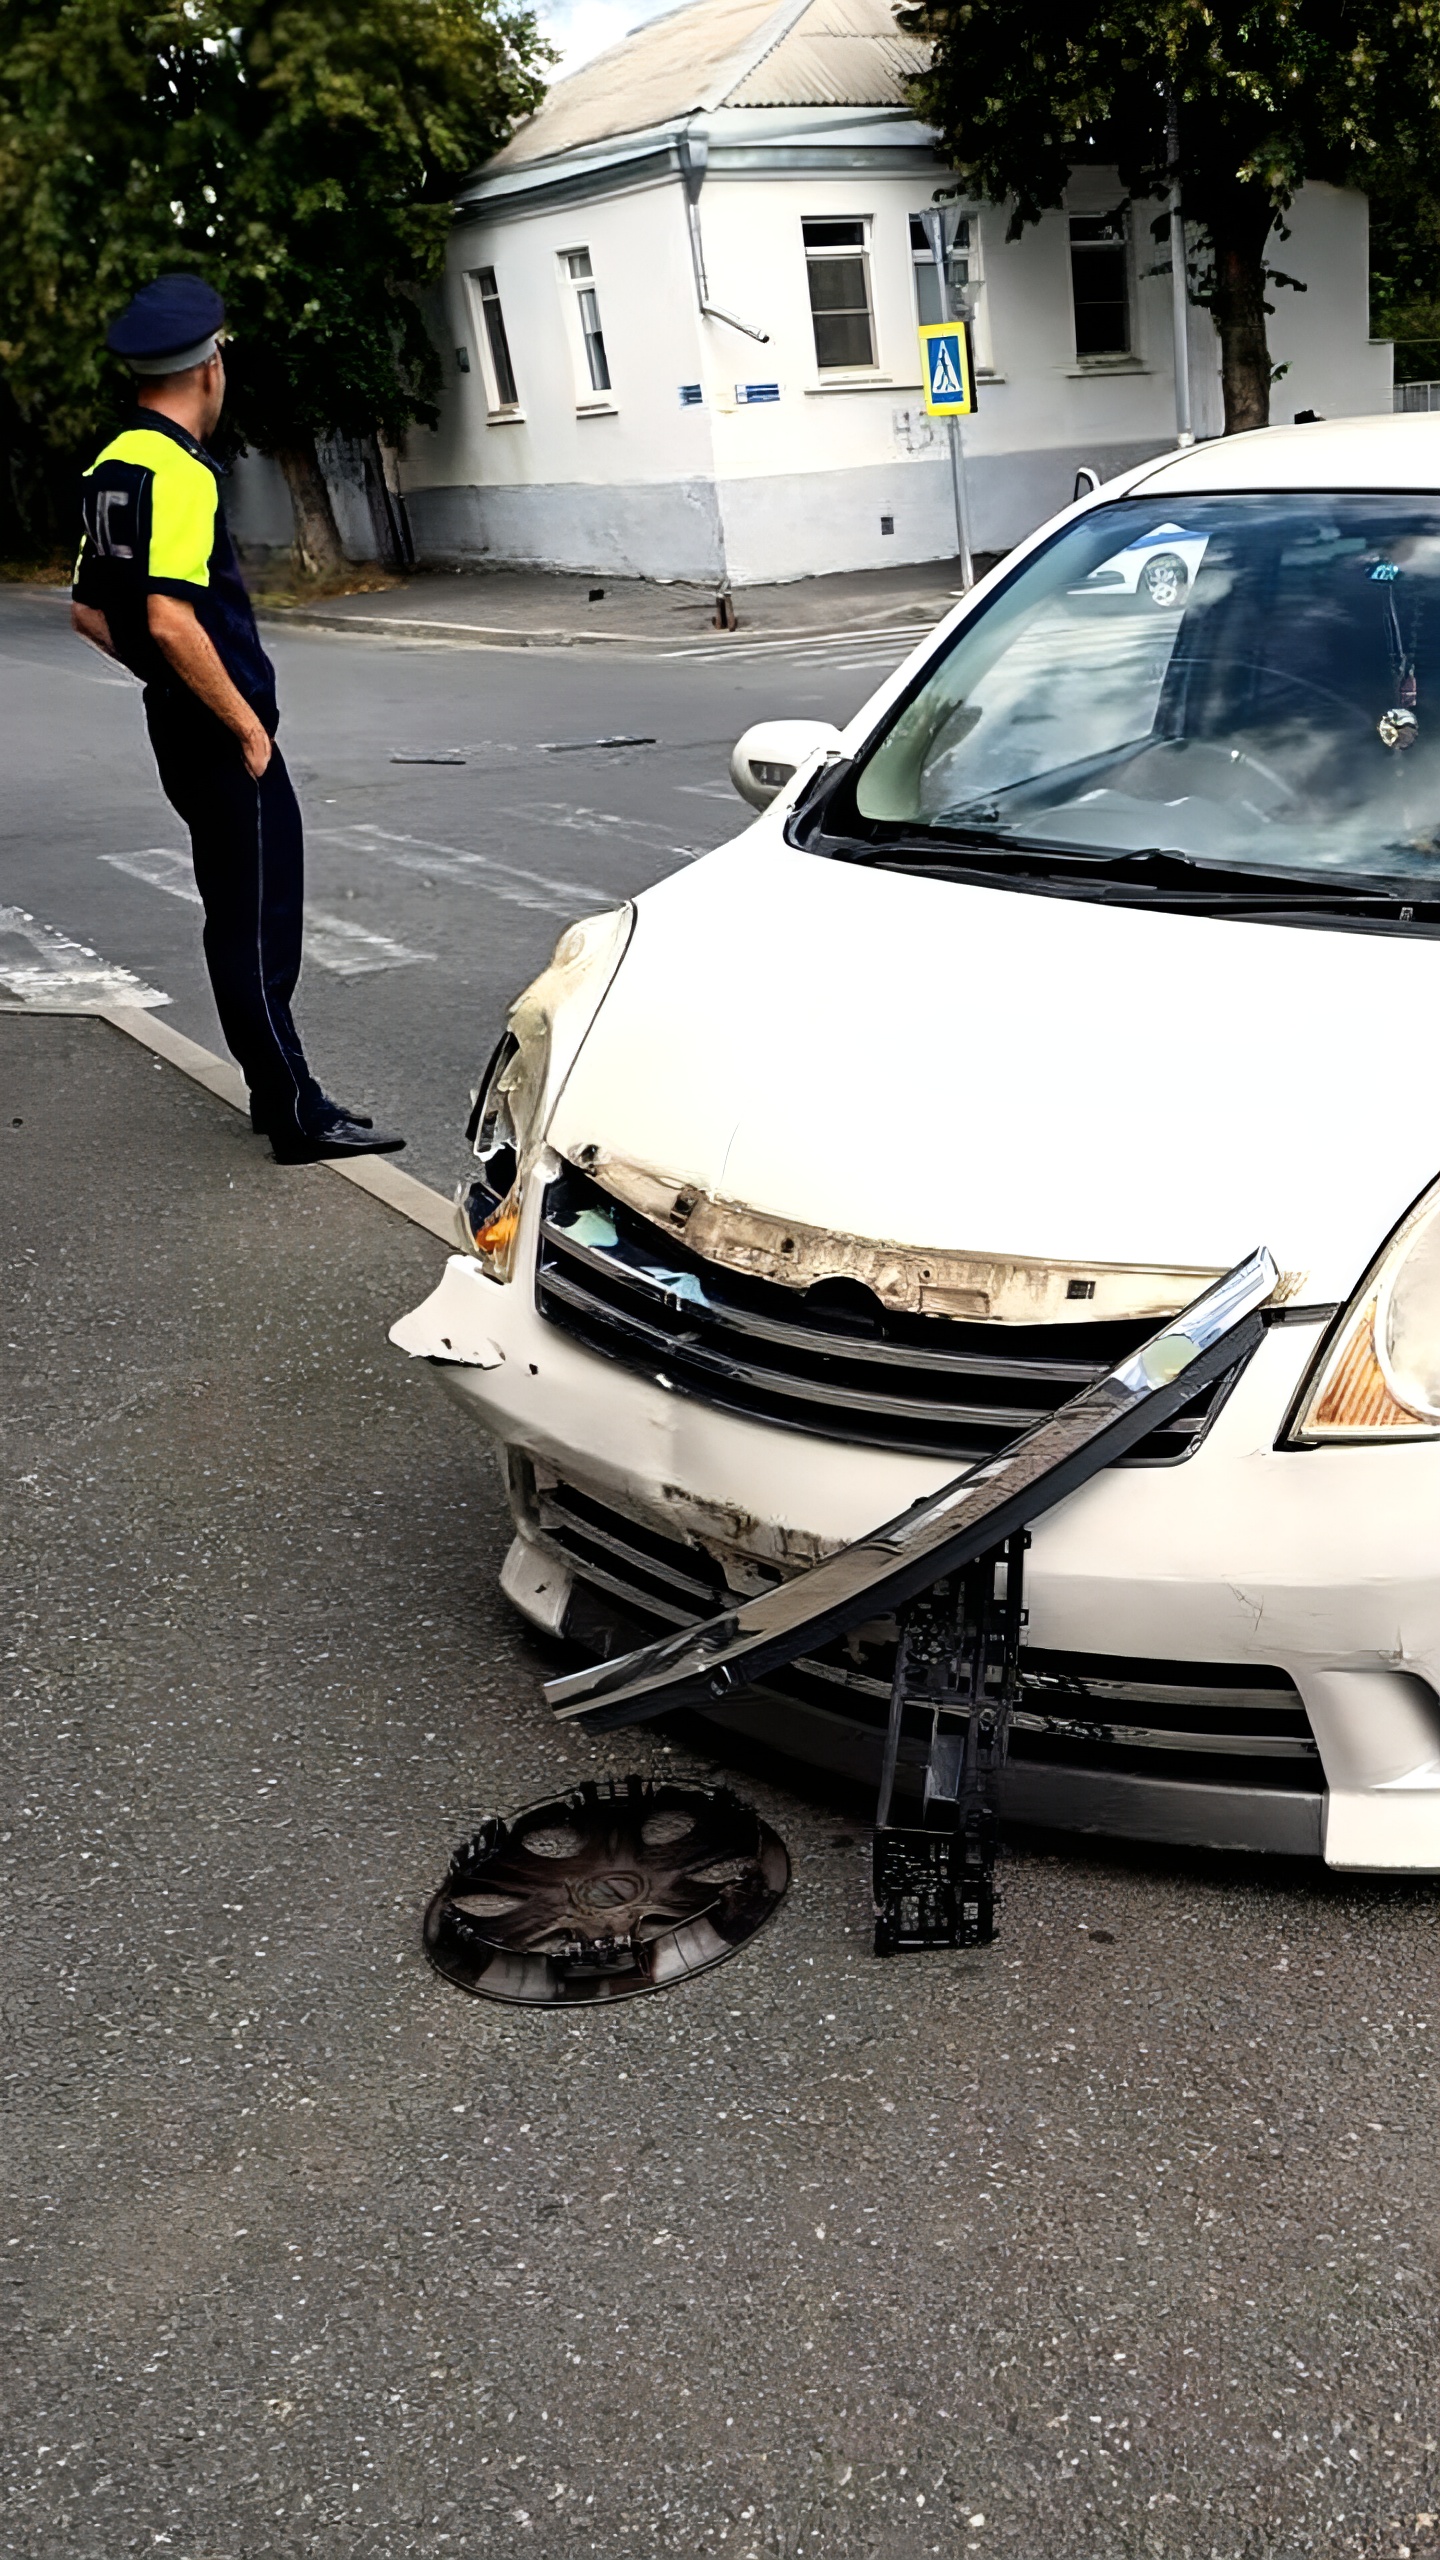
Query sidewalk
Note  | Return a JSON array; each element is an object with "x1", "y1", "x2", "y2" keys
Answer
[{"x1": 256, "y1": 555, "x2": 982, "y2": 652}]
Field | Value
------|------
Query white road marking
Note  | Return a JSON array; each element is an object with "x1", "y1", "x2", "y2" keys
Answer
[
  {"x1": 100, "y1": 846, "x2": 432, "y2": 975},
  {"x1": 504, "y1": 803, "x2": 704, "y2": 860},
  {"x1": 0, "y1": 904, "x2": 169, "y2": 1009},
  {"x1": 658, "y1": 622, "x2": 933, "y2": 665},
  {"x1": 317, "y1": 822, "x2": 604, "y2": 916},
  {"x1": 301, "y1": 914, "x2": 433, "y2": 978},
  {"x1": 102, "y1": 847, "x2": 202, "y2": 905}
]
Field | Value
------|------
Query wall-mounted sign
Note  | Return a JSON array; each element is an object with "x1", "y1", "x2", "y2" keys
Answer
[{"x1": 736, "y1": 381, "x2": 781, "y2": 405}]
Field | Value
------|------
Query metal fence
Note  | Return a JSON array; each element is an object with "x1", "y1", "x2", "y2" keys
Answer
[{"x1": 1395, "y1": 381, "x2": 1440, "y2": 412}]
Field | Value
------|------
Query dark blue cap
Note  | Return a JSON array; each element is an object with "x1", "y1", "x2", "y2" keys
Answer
[{"x1": 106, "y1": 273, "x2": 225, "y2": 373}]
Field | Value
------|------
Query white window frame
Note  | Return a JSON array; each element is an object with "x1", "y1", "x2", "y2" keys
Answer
[
  {"x1": 558, "y1": 246, "x2": 615, "y2": 410},
  {"x1": 464, "y1": 265, "x2": 523, "y2": 418},
  {"x1": 802, "y1": 215, "x2": 879, "y2": 376},
  {"x1": 909, "y1": 211, "x2": 989, "y2": 371},
  {"x1": 1068, "y1": 209, "x2": 1135, "y2": 364}
]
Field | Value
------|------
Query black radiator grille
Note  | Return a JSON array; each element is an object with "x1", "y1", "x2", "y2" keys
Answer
[
  {"x1": 535, "y1": 1164, "x2": 1243, "y2": 1467},
  {"x1": 532, "y1": 1475, "x2": 1321, "y2": 1797}
]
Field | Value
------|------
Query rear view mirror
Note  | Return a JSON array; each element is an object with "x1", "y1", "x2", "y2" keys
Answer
[{"x1": 729, "y1": 719, "x2": 844, "y2": 811}]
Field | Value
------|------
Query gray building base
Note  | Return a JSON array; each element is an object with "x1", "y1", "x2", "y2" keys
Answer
[
  {"x1": 406, "y1": 477, "x2": 727, "y2": 585},
  {"x1": 404, "y1": 438, "x2": 1179, "y2": 587}
]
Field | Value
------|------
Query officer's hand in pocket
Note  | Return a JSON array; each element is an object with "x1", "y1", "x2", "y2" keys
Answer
[{"x1": 242, "y1": 722, "x2": 273, "y2": 780}]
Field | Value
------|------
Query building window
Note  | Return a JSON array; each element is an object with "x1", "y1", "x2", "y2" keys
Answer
[
  {"x1": 910, "y1": 214, "x2": 974, "y2": 326},
  {"x1": 564, "y1": 248, "x2": 611, "y2": 394},
  {"x1": 803, "y1": 218, "x2": 876, "y2": 370},
  {"x1": 1069, "y1": 212, "x2": 1131, "y2": 357},
  {"x1": 473, "y1": 267, "x2": 518, "y2": 409}
]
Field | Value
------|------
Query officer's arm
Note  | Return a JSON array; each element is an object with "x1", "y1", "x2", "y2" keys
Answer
[
  {"x1": 71, "y1": 602, "x2": 117, "y2": 658},
  {"x1": 147, "y1": 596, "x2": 272, "y2": 779}
]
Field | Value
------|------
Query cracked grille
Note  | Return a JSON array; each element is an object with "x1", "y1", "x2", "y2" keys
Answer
[{"x1": 535, "y1": 1164, "x2": 1245, "y2": 1467}]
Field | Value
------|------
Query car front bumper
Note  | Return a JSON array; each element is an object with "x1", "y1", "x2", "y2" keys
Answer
[{"x1": 392, "y1": 1204, "x2": 1440, "y2": 1872}]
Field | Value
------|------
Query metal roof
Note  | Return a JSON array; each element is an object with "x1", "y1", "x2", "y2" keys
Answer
[
  {"x1": 728, "y1": 0, "x2": 929, "y2": 109},
  {"x1": 488, "y1": 0, "x2": 929, "y2": 170}
]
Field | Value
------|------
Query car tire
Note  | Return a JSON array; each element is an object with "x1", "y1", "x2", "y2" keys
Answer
[{"x1": 1141, "y1": 553, "x2": 1188, "y2": 608}]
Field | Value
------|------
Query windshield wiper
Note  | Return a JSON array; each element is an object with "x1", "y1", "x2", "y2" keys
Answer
[{"x1": 854, "y1": 833, "x2": 1427, "y2": 909}]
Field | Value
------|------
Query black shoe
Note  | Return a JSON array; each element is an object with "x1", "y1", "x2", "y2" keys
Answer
[
  {"x1": 270, "y1": 1116, "x2": 406, "y2": 1164},
  {"x1": 251, "y1": 1095, "x2": 374, "y2": 1135}
]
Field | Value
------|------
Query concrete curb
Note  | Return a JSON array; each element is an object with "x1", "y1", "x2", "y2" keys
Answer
[
  {"x1": 257, "y1": 609, "x2": 648, "y2": 650},
  {"x1": 15, "y1": 997, "x2": 459, "y2": 1247},
  {"x1": 257, "y1": 606, "x2": 944, "y2": 654}
]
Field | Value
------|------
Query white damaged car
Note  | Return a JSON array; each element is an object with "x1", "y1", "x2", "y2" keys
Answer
[{"x1": 394, "y1": 415, "x2": 1440, "y2": 1873}]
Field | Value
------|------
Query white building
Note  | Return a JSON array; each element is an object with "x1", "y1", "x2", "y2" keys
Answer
[{"x1": 338, "y1": 0, "x2": 1396, "y2": 584}]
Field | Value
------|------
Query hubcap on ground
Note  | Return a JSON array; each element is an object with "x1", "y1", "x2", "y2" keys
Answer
[{"x1": 424, "y1": 1775, "x2": 790, "y2": 2005}]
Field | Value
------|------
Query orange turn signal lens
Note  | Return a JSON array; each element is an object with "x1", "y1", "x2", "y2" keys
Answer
[
  {"x1": 472, "y1": 1194, "x2": 521, "y2": 1280},
  {"x1": 1287, "y1": 1179, "x2": 1440, "y2": 1444},
  {"x1": 1296, "y1": 1295, "x2": 1430, "y2": 1437}
]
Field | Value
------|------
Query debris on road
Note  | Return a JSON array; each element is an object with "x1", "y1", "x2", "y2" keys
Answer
[{"x1": 423, "y1": 1774, "x2": 788, "y2": 2004}]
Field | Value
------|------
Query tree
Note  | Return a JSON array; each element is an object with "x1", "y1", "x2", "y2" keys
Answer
[
  {"x1": 0, "y1": 0, "x2": 548, "y2": 570},
  {"x1": 1370, "y1": 169, "x2": 1440, "y2": 387},
  {"x1": 900, "y1": 0, "x2": 1440, "y2": 435}
]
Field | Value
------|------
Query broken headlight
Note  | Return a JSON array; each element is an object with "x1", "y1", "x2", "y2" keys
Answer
[
  {"x1": 1285, "y1": 1176, "x2": 1440, "y2": 1441},
  {"x1": 460, "y1": 907, "x2": 634, "y2": 1281}
]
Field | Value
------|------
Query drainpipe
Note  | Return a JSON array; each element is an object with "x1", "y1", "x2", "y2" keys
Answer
[
  {"x1": 1167, "y1": 88, "x2": 1194, "y2": 446},
  {"x1": 676, "y1": 128, "x2": 770, "y2": 344}
]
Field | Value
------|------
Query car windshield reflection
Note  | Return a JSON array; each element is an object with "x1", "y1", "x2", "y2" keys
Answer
[{"x1": 853, "y1": 494, "x2": 1440, "y2": 889}]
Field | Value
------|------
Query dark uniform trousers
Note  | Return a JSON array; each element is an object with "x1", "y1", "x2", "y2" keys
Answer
[{"x1": 146, "y1": 693, "x2": 325, "y2": 1140}]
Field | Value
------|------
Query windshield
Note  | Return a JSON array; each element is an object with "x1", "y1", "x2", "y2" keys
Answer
[{"x1": 851, "y1": 493, "x2": 1440, "y2": 890}]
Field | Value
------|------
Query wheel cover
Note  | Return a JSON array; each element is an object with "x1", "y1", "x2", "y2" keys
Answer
[{"x1": 424, "y1": 1775, "x2": 790, "y2": 2004}]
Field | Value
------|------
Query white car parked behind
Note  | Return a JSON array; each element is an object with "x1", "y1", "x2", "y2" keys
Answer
[{"x1": 395, "y1": 415, "x2": 1440, "y2": 1874}]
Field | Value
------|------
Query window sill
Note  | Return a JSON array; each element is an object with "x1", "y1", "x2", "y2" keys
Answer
[
  {"x1": 806, "y1": 373, "x2": 907, "y2": 395},
  {"x1": 576, "y1": 399, "x2": 619, "y2": 417},
  {"x1": 1067, "y1": 358, "x2": 1149, "y2": 376},
  {"x1": 486, "y1": 406, "x2": 526, "y2": 425}
]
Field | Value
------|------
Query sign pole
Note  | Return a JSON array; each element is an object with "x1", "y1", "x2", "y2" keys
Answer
[
  {"x1": 922, "y1": 208, "x2": 975, "y2": 586},
  {"x1": 1167, "y1": 90, "x2": 1194, "y2": 448},
  {"x1": 947, "y1": 417, "x2": 974, "y2": 591}
]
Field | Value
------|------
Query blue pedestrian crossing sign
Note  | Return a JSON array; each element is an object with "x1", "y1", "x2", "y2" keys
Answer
[{"x1": 918, "y1": 322, "x2": 976, "y2": 417}]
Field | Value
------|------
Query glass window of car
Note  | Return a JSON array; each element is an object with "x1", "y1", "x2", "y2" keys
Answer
[
  {"x1": 804, "y1": 218, "x2": 876, "y2": 370},
  {"x1": 848, "y1": 493, "x2": 1440, "y2": 893}
]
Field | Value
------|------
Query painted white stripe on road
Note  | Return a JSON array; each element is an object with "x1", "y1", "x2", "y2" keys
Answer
[
  {"x1": 0, "y1": 905, "x2": 169, "y2": 1009},
  {"x1": 301, "y1": 914, "x2": 433, "y2": 978},
  {"x1": 102, "y1": 848, "x2": 202, "y2": 905},
  {"x1": 318, "y1": 822, "x2": 605, "y2": 917},
  {"x1": 101, "y1": 847, "x2": 432, "y2": 976},
  {"x1": 504, "y1": 804, "x2": 705, "y2": 861},
  {"x1": 658, "y1": 623, "x2": 934, "y2": 664}
]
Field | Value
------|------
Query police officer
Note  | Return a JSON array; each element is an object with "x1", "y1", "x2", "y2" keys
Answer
[{"x1": 71, "y1": 273, "x2": 405, "y2": 1163}]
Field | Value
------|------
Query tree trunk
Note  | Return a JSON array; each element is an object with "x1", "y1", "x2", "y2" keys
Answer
[
  {"x1": 273, "y1": 436, "x2": 346, "y2": 581},
  {"x1": 1204, "y1": 190, "x2": 1279, "y2": 436}
]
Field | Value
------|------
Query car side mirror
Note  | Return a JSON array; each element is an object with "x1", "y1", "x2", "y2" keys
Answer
[{"x1": 729, "y1": 719, "x2": 845, "y2": 811}]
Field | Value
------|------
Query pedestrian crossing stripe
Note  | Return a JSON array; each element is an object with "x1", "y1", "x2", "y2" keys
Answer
[{"x1": 918, "y1": 322, "x2": 976, "y2": 417}]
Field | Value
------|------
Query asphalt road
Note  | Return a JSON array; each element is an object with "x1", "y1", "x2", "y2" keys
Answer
[
  {"x1": 0, "y1": 581, "x2": 915, "y2": 1190},
  {"x1": 5, "y1": 1008, "x2": 1440, "y2": 2560},
  {"x1": 5, "y1": 587, "x2": 1440, "y2": 2560}
]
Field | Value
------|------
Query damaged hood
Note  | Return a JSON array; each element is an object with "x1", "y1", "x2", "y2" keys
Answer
[{"x1": 544, "y1": 832, "x2": 1440, "y2": 1308}]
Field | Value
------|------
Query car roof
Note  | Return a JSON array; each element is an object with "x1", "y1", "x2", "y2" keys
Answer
[{"x1": 1124, "y1": 412, "x2": 1440, "y2": 496}]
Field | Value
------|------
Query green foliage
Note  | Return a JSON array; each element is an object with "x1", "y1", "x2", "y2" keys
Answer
[
  {"x1": 900, "y1": 0, "x2": 1440, "y2": 427},
  {"x1": 0, "y1": 0, "x2": 549, "y2": 482},
  {"x1": 1370, "y1": 172, "x2": 1440, "y2": 382}
]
